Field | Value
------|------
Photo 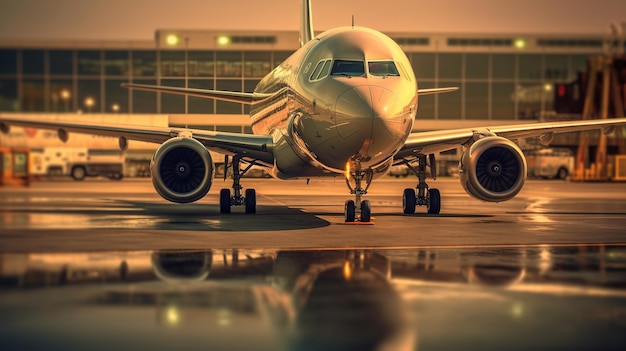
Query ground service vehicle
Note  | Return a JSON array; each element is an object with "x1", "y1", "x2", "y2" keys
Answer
[
  {"x1": 31, "y1": 148, "x2": 124, "y2": 180},
  {"x1": 526, "y1": 148, "x2": 574, "y2": 179}
]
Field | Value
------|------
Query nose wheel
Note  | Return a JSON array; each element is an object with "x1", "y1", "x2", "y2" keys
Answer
[
  {"x1": 219, "y1": 155, "x2": 257, "y2": 214},
  {"x1": 344, "y1": 199, "x2": 371, "y2": 222},
  {"x1": 344, "y1": 166, "x2": 373, "y2": 223}
]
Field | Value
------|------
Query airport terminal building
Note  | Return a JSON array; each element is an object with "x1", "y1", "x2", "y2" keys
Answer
[
  {"x1": 0, "y1": 29, "x2": 620, "y2": 121},
  {"x1": 1, "y1": 29, "x2": 625, "y2": 180}
]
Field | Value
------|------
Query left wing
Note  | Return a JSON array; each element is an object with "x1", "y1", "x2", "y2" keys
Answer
[
  {"x1": 0, "y1": 115, "x2": 274, "y2": 165},
  {"x1": 395, "y1": 118, "x2": 626, "y2": 160}
]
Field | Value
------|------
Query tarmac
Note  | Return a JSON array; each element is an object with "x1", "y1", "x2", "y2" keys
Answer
[
  {"x1": 0, "y1": 177, "x2": 625, "y2": 251},
  {"x1": 1, "y1": 177, "x2": 625, "y2": 350}
]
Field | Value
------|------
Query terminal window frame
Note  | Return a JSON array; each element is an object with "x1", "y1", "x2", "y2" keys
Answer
[
  {"x1": 367, "y1": 61, "x2": 400, "y2": 77},
  {"x1": 330, "y1": 60, "x2": 365, "y2": 77}
]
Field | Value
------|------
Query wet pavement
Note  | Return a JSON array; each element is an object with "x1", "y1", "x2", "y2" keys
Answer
[
  {"x1": 1, "y1": 246, "x2": 625, "y2": 350},
  {"x1": 1, "y1": 178, "x2": 626, "y2": 251},
  {"x1": 1, "y1": 178, "x2": 626, "y2": 349}
]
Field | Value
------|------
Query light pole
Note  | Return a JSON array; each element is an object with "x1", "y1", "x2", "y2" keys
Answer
[
  {"x1": 60, "y1": 89, "x2": 70, "y2": 112},
  {"x1": 84, "y1": 97, "x2": 95, "y2": 113},
  {"x1": 112, "y1": 103, "x2": 120, "y2": 113},
  {"x1": 185, "y1": 36, "x2": 189, "y2": 114}
]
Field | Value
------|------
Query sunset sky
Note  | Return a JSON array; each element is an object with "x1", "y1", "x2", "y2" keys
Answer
[{"x1": 0, "y1": 0, "x2": 625, "y2": 40}]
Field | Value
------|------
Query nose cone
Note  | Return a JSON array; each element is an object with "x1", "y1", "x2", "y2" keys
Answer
[
  {"x1": 334, "y1": 85, "x2": 408, "y2": 164},
  {"x1": 335, "y1": 86, "x2": 376, "y2": 140}
]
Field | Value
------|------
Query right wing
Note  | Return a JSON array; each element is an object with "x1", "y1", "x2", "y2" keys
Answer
[
  {"x1": 1, "y1": 83, "x2": 281, "y2": 164},
  {"x1": 0, "y1": 115, "x2": 274, "y2": 165}
]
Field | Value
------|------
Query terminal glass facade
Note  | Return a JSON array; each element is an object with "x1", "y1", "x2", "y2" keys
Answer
[{"x1": 0, "y1": 33, "x2": 610, "y2": 120}]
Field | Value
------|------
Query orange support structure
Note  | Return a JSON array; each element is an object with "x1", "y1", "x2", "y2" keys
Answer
[{"x1": 0, "y1": 147, "x2": 30, "y2": 187}]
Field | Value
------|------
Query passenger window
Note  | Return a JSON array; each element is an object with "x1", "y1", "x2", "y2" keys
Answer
[
  {"x1": 368, "y1": 61, "x2": 400, "y2": 77},
  {"x1": 331, "y1": 60, "x2": 365, "y2": 77}
]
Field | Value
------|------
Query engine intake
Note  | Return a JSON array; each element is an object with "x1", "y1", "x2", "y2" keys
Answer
[
  {"x1": 459, "y1": 136, "x2": 527, "y2": 202},
  {"x1": 151, "y1": 137, "x2": 214, "y2": 203},
  {"x1": 152, "y1": 251, "x2": 212, "y2": 282}
]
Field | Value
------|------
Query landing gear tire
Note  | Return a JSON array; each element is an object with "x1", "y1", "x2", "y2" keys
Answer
[
  {"x1": 245, "y1": 188, "x2": 256, "y2": 214},
  {"x1": 344, "y1": 200, "x2": 356, "y2": 222},
  {"x1": 403, "y1": 188, "x2": 416, "y2": 214},
  {"x1": 360, "y1": 200, "x2": 371, "y2": 222},
  {"x1": 427, "y1": 188, "x2": 441, "y2": 215},
  {"x1": 219, "y1": 188, "x2": 231, "y2": 214}
]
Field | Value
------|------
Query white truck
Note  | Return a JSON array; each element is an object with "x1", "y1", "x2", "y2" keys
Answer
[
  {"x1": 31, "y1": 147, "x2": 125, "y2": 180},
  {"x1": 526, "y1": 147, "x2": 574, "y2": 179}
]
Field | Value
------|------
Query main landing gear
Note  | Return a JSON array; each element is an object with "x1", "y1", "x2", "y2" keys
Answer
[
  {"x1": 219, "y1": 155, "x2": 257, "y2": 214},
  {"x1": 344, "y1": 167, "x2": 374, "y2": 223},
  {"x1": 402, "y1": 154, "x2": 441, "y2": 215}
]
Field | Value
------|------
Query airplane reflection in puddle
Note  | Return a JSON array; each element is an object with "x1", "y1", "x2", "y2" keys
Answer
[{"x1": 1, "y1": 245, "x2": 625, "y2": 350}]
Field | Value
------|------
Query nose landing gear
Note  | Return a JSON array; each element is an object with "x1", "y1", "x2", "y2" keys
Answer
[{"x1": 344, "y1": 166, "x2": 374, "y2": 223}]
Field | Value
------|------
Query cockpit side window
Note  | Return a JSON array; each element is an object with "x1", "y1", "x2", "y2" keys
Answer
[
  {"x1": 309, "y1": 61, "x2": 325, "y2": 81},
  {"x1": 309, "y1": 59, "x2": 333, "y2": 81},
  {"x1": 368, "y1": 61, "x2": 400, "y2": 77},
  {"x1": 331, "y1": 60, "x2": 365, "y2": 77},
  {"x1": 319, "y1": 60, "x2": 331, "y2": 79}
]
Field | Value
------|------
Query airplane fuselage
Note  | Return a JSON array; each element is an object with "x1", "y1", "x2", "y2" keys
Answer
[{"x1": 250, "y1": 27, "x2": 418, "y2": 178}]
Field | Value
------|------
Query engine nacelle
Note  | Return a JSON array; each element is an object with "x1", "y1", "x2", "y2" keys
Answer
[
  {"x1": 151, "y1": 251, "x2": 212, "y2": 282},
  {"x1": 151, "y1": 137, "x2": 214, "y2": 203},
  {"x1": 459, "y1": 136, "x2": 527, "y2": 202}
]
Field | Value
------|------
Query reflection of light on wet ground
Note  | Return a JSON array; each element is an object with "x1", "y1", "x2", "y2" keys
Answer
[
  {"x1": 520, "y1": 197, "x2": 555, "y2": 230},
  {"x1": 392, "y1": 279, "x2": 508, "y2": 301},
  {"x1": 506, "y1": 283, "x2": 626, "y2": 297},
  {"x1": 538, "y1": 245, "x2": 552, "y2": 275},
  {"x1": 0, "y1": 213, "x2": 155, "y2": 229},
  {"x1": 166, "y1": 305, "x2": 180, "y2": 326},
  {"x1": 0, "y1": 212, "x2": 229, "y2": 230}
]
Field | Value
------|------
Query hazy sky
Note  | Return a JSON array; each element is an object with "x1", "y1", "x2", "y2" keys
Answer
[{"x1": 0, "y1": 0, "x2": 625, "y2": 40}]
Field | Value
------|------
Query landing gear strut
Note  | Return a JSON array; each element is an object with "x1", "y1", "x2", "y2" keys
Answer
[
  {"x1": 219, "y1": 155, "x2": 257, "y2": 214},
  {"x1": 344, "y1": 166, "x2": 373, "y2": 222},
  {"x1": 402, "y1": 154, "x2": 441, "y2": 215}
]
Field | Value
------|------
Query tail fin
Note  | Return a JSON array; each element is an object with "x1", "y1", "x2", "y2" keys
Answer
[{"x1": 299, "y1": 0, "x2": 314, "y2": 47}]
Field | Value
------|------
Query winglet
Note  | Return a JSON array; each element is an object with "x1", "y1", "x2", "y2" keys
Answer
[{"x1": 300, "y1": 0, "x2": 314, "y2": 47}]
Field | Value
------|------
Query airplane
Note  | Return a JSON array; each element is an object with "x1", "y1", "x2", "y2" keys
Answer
[{"x1": 2, "y1": 0, "x2": 626, "y2": 223}]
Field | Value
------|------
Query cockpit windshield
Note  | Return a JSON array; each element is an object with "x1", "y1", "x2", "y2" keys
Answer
[
  {"x1": 331, "y1": 60, "x2": 365, "y2": 77},
  {"x1": 368, "y1": 61, "x2": 400, "y2": 77}
]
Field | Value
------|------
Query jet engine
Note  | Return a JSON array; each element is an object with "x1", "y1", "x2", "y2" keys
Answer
[
  {"x1": 151, "y1": 137, "x2": 214, "y2": 203},
  {"x1": 459, "y1": 136, "x2": 527, "y2": 202},
  {"x1": 151, "y1": 251, "x2": 212, "y2": 282}
]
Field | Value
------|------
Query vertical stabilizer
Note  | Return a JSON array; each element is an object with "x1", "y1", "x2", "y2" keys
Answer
[{"x1": 299, "y1": 0, "x2": 314, "y2": 47}]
